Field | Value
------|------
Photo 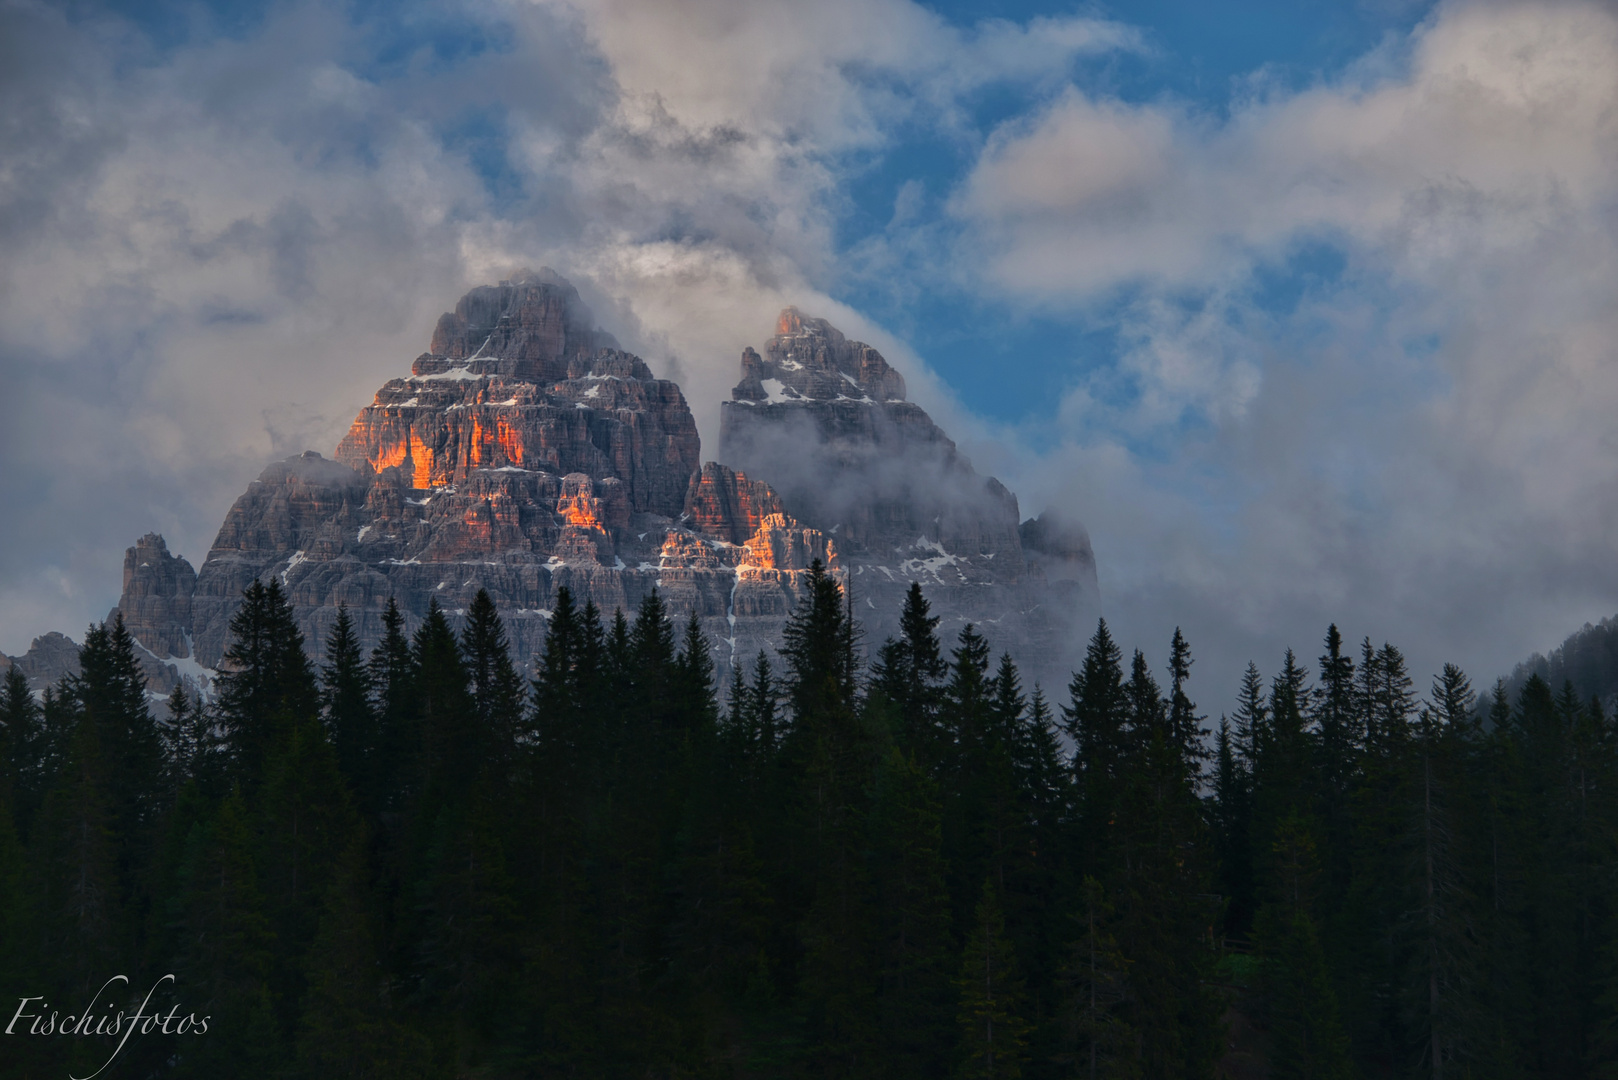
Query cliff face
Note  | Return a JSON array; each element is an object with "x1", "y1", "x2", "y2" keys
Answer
[
  {"x1": 15, "y1": 270, "x2": 1096, "y2": 700},
  {"x1": 721, "y1": 311, "x2": 1026, "y2": 567},
  {"x1": 335, "y1": 275, "x2": 699, "y2": 518},
  {"x1": 116, "y1": 534, "x2": 196, "y2": 660},
  {"x1": 719, "y1": 309, "x2": 1096, "y2": 683},
  {"x1": 168, "y1": 271, "x2": 834, "y2": 685}
]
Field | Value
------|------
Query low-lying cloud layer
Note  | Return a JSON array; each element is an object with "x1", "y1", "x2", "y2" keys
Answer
[{"x1": 4, "y1": 0, "x2": 1616, "y2": 711}]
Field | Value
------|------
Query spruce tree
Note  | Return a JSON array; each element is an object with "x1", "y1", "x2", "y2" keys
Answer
[
  {"x1": 674, "y1": 613, "x2": 720, "y2": 735},
  {"x1": 0, "y1": 665, "x2": 41, "y2": 835},
  {"x1": 1061, "y1": 876, "x2": 1138, "y2": 1080},
  {"x1": 367, "y1": 597, "x2": 417, "y2": 817},
  {"x1": 872, "y1": 582, "x2": 946, "y2": 761},
  {"x1": 1113, "y1": 642, "x2": 1222, "y2": 1079},
  {"x1": 215, "y1": 579, "x2": 319, "y2": 789},
  {"x1": 460, "y1": 589, "x2": 526, "y2": 804},
  {"x1": 295, "y1": 832, "x2": 431, "y2": 1079},
  {"x1": 1253, "y1": 816, "x2": 1352, "y2": 1080},
  {"x1": 1403, "y1": 663, "x2": 1481, "y2": 1080},
  {"x1": 168, "y1": 786, "x2": 282, "y2": 1079},
  {"x1": 411, "y1": 599, "x2": 477, "y2": 809},
  {"x1": 872, "y1": 747, "x2": 956, "y2": 1077},
  {"x1": 254, "y1": 707, "x2": 358, "y2": 1031},
  {"x1": 782, "y1": 561, "x2": 877, "y2": 1071},
  {"x1": 322, "y1": 604, "x2": 378, "y2": 810},
  {"x1": 956, "y1": 878, "x2": 1031, "y2": 1080},
  {"x1": 941, "y1": 624, "x2": 995, "y2": 930},
  {"x1": 1064, "y1": 620, "x2": 1127, "y2": 880}
]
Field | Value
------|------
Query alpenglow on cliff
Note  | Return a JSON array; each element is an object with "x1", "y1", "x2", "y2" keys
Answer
[{"x1": 1, "y1": 271, "x2": 1097, "y2": 695}]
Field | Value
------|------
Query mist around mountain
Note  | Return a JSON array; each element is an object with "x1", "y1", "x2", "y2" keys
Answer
[
  {"x1": 8, "y1": 274, "x2": 1618, "y2": 1077},
  {"x1": 4, "y1": 271, "x2": 1097, "y2": 701},
  {"x1": 1499, "y1": 614, "x2": 1618, "y2": 717}
]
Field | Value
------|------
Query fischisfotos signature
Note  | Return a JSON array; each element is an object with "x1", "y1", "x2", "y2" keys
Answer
[{"x1": 4, "y1": 974, "x2": 208, "y2": 1079}]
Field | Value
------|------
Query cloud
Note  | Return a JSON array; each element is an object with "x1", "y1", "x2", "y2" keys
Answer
[
  {"x1": 9, "y1": 0, "x2": 1614, "y2": 719},
  {"x1": 953, "y1": 0, "x2": 1618, "y2": 699},
  {"x1": 0, "y1": 0, "x2": 598, "y2": 652},
  {"x1": 0, "y1": 0, "x2": 1136, "y2": 654}
]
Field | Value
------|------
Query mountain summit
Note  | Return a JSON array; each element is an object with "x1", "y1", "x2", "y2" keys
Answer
[
  {"x1": 6, "y1": 273, "x2": 1097, "y2": 693},
  {"x1": 722, "y1": 307, "x2": 1096, "y2": 679}
]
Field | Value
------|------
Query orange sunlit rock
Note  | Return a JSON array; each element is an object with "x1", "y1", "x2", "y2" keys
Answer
[
  {"x1": 740, "y1": 513, "x2": 836, "y2": 572},
  {"x1": 683, "y1": 462, "x2": 784, "y2": 545},
  {"x1": 410, "y1": 430, "x2": 433, "y2": 491},
  {"x1": 497, "y1": 415, "x2": 525, "y2": 467}
]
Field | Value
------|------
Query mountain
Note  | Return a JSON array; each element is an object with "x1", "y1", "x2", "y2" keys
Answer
[
  {"x1": 1500, "y1": 614, "x2": 1618, "y2": 714},
  {"x1": 5, "y1": 271, "x2": 1097, "y2": 695},
  {"x1": 721, "y1": 307, "x2": 1097, "y2": 680}
]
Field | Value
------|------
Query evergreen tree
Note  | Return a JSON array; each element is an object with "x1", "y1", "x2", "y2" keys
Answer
[
  {"x1": 1339, "y1": 641, "x2": 1417, "y2": 1067},
  {"x1": 1112, "y1": 641, "x2": 1222, "y2": 1079},
  {"x1": 461, "y1": 589, "x2": 526, "y2": 761},
  {"x1": 159, "y1": 682, "x2": 209, "y2": 794},
  {"x1": 411, "y1": 599, "x2": 478, "y2": 808},
  {"x1": 1061, "y1": 876, "x2": 1138, "y2": 1080},
  {"x1": 1232, "y1": 662, "x2": 1269, "y2": 766},
  {"x1": 29, "y1": 677, "x2": 116, "y2": 1003},
  {"x1": 1212, "y1": 715, "x2": 1254, "y2": 940},
  {"x1": 322, "y1": 604, "x2": 378, "y2": 810},
  {"x1": 782, "y1": 560, "x2": 859, "y2": 731},
  {"x1": 168, "y1": 786, "x2": 282, "y2": 1078},
  {"x1": 941, "y1": 624, "x2": 996, "y2": 929},
  {"x1": 871, "y1": 747, "x2": 957, "y2": 1077},
  {"x1": 295, "y1": 832, "x2": 431, "y2": 1079},
  {"x1": 215, "y1": 579, "x2": 319, "y2": 788},
  {"x1": 782, "y1": 561, "x2": 877, "y2": 1071},
  {"x1": 956, "y1": 878, "x2": 1031, "y2": 1080},
  {"x1": 1166, "y1": 628, "x2": 1206, "y2": 779},
  {"x1": 872, "y1": 582, "x2": 947, "y2": 760},
  {"x1": 1064, "y1": 620, "x2": 1128, "y2": 880},
  {"x1": 254, "y1": 708, "x2": 359, "y2": 1031},
  {"x1": 1, "y1": 665, "x2": 43, "y2": 839},
  {"x1": 1403, "y1": 663, "x2": 1481, "y2": 1080},
  {"x1": 674, "y1": 613, "x2": 720, "y2": 735},
  {"x1": 1253, "y1": 816, "x2": 1352, "y2": 1080},
  {"x1": 368, "y1": 597, "x2": 416, "y2": 814}
]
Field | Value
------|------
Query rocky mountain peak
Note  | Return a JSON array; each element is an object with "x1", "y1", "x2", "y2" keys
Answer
[
  {"x1": 115, "y1": 533, "x2": 196, "y2": 660},
  {"x1": 420, "y1": 269, "x2": 622, "y2": 383},
  {"x1": 6, "y1": 275, "x2": 1097, "y2": 700},
  {"x1": 337, "y1": 279, "x2": 699, "y2": 514},
  {"x1": 732, "y1": 308, "x2": 906, "y2": 404}
]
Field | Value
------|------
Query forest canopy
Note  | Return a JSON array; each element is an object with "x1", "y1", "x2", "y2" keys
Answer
[{"x1": 0, "y1": 563, "x2": 1612, "y2": 1078}]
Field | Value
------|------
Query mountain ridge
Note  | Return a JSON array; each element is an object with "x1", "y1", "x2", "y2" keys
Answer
[{"x1": 4, "y1": 270, "x2": 1098, "y2": 697}]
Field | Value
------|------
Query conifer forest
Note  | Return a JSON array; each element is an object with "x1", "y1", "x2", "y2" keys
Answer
[{"x1": 2, "y1": 562, "x2": 1616, "y2": 1079}]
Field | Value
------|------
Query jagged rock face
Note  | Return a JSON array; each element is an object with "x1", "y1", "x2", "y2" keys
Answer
[
  {"x1": 427, "y1": 268, "x2": 620, "y2": 377},
  {"x1": 114, "y1": 534, "x2": 196, "y2": 659},
  {"x1": 43, "y1": 276, "x2": 1095, "y2": 701},
  {"x1": 721, "y1": 309, "x2": 1097, "y2": 685},
  {"x1": 167, "y1": 272, "x2": 837, "y2": 684},
  {"x1": 183, "y1": 454, "x2": 832, "y2": 683},
  {"x1": 8, "y1": 632, "x2": 81, "y2": 693},
  {"x1": 1020, "y1": 511, "x2": 1098, "y2": 590},
  {"x1": 721, "y1": 313, "x2": 1024, "y2": 560},
  {"x1": 732, "y1": 307, "x2": 906, "y2": 403},
  {"x1": 683, "y1": 462, "x2": 786, "y2": 544},
  {"x1": 722, "y1": 315, "x2": 1025, "y2": 567},
  {"x1": 336, "y1": 275, "x2": 699, "y2": 518}
]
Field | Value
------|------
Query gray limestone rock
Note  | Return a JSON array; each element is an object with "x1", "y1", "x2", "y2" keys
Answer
[{"x1": 12, "y1": 275, "x2": 1100, "y2": 700}]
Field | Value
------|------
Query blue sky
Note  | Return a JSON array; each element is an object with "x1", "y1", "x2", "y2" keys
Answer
[{"x1": 4, "y1": 0, "x2": 1617, "y2": 711}]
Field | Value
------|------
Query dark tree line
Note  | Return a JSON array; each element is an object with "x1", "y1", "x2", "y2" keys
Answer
[{"x1": 0, "y1": 565, "x2": 1616, "y2": 1077}]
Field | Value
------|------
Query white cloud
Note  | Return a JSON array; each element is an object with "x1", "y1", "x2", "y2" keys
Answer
[
  {"x1": 10, "y1": 0, "x2": 1615, "y2": 712},
  {"x1": 957, "y1": 0, "x2": 1618, "y2": 695},
  {"x1": 0, "y1": 0, "x2": 1137, "y2": 654}
]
